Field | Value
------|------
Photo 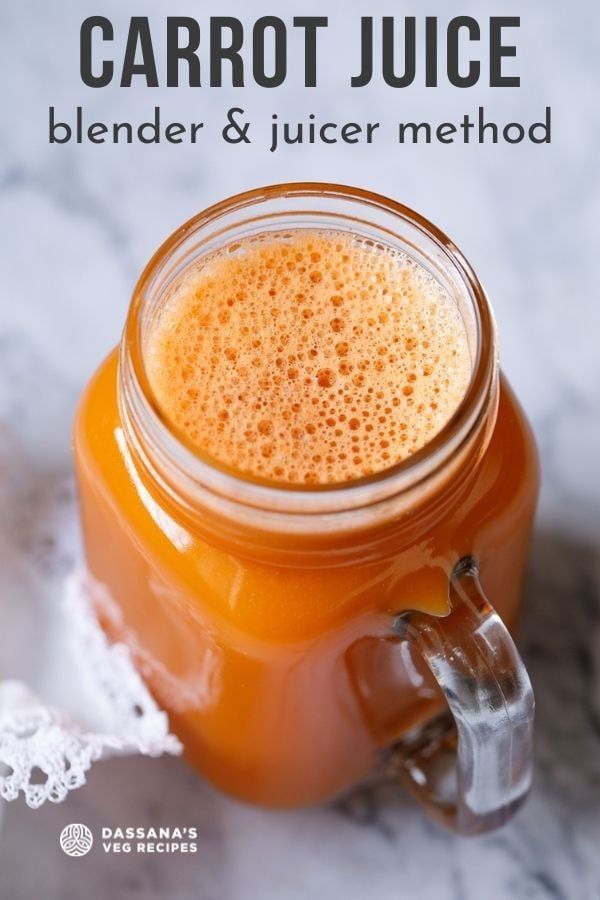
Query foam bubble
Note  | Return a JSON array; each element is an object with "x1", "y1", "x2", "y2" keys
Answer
[{"x1": 146, "y1": 230, "x2": 471, "y2": 484}]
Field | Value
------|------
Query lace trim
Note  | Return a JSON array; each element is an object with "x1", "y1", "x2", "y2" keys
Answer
[{"x1": 0, "y1": 573, "x2": 182, "y2": 809}]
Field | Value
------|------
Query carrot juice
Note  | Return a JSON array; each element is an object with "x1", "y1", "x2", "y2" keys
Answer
[{"x1": 73, "y1": 185, "x2": 539, "y2": 811}]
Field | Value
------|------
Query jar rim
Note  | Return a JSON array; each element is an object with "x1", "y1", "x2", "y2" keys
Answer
[{"x1": 120, "y1": 182, "x2": 497, "y2": 526}]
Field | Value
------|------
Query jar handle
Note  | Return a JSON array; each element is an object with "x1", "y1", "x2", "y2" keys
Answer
[{"x1": 388, "y1": 556, "x2": 534, "y2": 835}]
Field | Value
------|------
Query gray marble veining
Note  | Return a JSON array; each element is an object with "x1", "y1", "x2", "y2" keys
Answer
[{"x1": 1, "y1": 0, "x2": 600, "y2": 897}]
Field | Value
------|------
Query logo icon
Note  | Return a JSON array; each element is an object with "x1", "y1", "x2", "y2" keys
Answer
[{"x1": 60, "y1": 823, "x2": 93, "y2": 857}]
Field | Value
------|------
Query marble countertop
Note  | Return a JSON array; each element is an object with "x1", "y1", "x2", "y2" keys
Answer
[{"x1": 1, "y1": 0, "x2": 600, "y2": 897}]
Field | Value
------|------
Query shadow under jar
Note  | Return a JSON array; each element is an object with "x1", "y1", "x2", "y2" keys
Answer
[{"x1": 73, "y1": 184, "x2": 540, "y2": 834}]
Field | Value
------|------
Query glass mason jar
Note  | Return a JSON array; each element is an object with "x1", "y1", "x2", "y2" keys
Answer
[{"x1": 73, "y1": 184, "x2": 539, "y2": 834}]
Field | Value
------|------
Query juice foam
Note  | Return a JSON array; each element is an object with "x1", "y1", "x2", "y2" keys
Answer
[{"x1": 146, "y1": 230, "x2": 471, "y2": 484}]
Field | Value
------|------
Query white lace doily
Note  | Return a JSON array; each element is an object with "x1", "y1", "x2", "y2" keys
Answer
[{"x1": 0, "y1": 572, "x2": 182, "y2": 809}]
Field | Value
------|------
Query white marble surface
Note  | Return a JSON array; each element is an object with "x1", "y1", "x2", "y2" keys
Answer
[{"x1": 1, "y1": 0, "x2": 600, "y2": 897}]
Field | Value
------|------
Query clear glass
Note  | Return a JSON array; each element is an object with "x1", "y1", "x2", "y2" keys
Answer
[
  {"x1": 391, "y1": 557, "x2": 534, "y2": 834},
  {"x1": 74, "y1": 184, "x2": 539, "y2": 833}
]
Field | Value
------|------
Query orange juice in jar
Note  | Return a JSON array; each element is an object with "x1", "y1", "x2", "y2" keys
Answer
[{"x1": 74, "y1": 185, "x2": 539, "y2": 833}]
